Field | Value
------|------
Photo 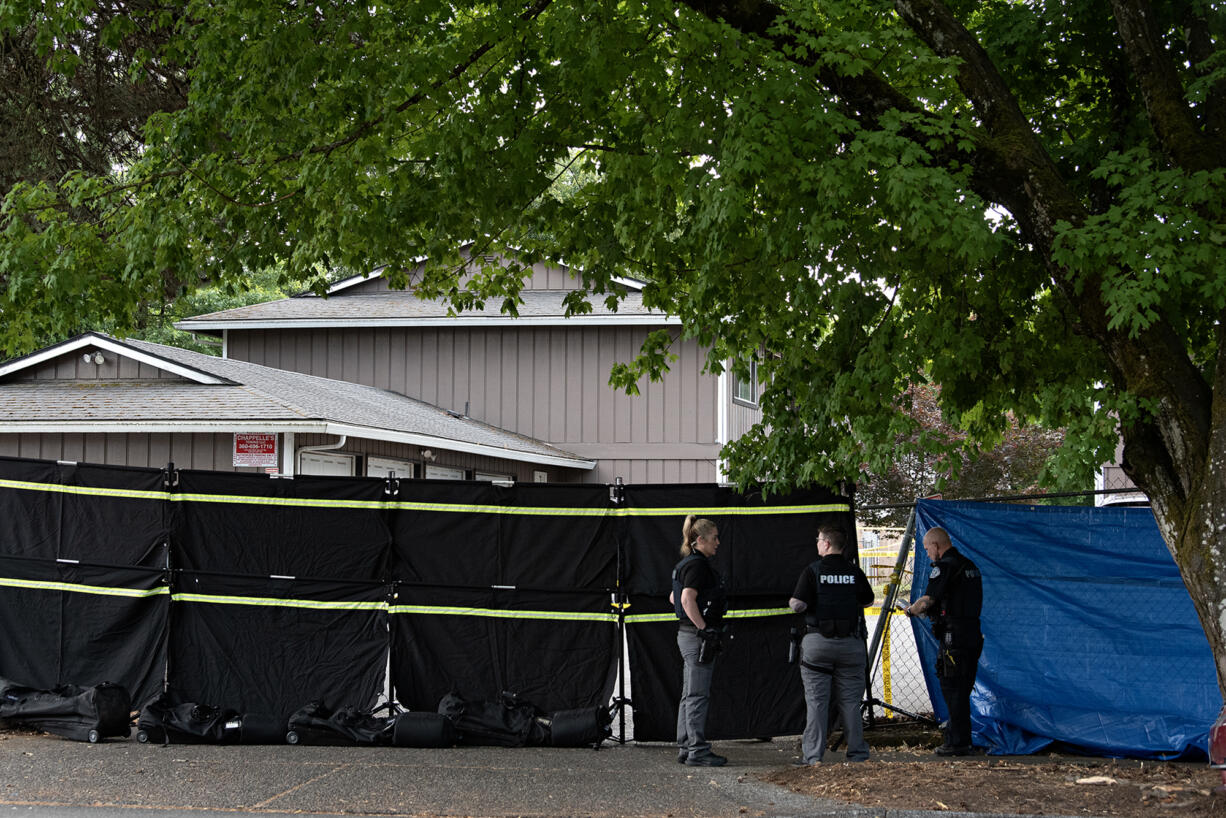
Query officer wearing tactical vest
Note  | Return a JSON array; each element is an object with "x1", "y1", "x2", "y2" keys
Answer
[
  {"x1": 788, "y1": 527, "x2": 874, "y2": 765},
  {"x1": 903, "y1": 525, "x2": 983, "y2": 756},
  {"x1": 669, "y1": 515, "x2": 728, "y2": 767}
]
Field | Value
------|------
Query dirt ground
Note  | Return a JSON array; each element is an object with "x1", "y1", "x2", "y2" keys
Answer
[{"x1": 764, "y1": 722, "x2": 1226, "y2": 817}]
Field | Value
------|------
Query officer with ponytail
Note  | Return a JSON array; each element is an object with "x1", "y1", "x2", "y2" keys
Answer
[
  {"x1": 669, "y1": 515, "x2": 728, "y2": 767},
  {"x1": 788, "y1": 527, "x2": 874, "y2": 765}
]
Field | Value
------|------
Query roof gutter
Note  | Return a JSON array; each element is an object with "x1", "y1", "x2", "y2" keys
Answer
[{"x1": 176, "y1": 315, "x2": 679, "y2": 333}]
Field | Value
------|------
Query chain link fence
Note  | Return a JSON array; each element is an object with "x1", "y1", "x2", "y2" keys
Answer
[{"x1": 858, "y1": 525, "x2": 934, "y2": 724}]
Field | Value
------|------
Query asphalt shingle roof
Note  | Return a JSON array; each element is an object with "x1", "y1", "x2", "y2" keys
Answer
[
  {"x1": 0, "y1": 334, "x2": 591, "y2": 468},
  {"x1": 177, "y1": 289, "x2": 669, "y2": 325}
]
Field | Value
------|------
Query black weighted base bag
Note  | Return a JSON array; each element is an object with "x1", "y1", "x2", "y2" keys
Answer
[
  {"x1": 286, "y1": 701, "x2": 395, "y2": 746},
  {"x1": 137, "y1": 694, "x2": 235, "y2": 744},
  {"x1": 392, "y1": 711, "x2": 457, "y2": 748},
  {"x1": 0, "y1": 677, "x2": 130, "y2": 743},
  {"x1": 238, "y1": 712, "x2": 287, "y2": 744},
  {"x1": 549, "y1": 706, "x2": 613, "y2": 748},
  {"x1": 438, "y1": 691, "x2": 548, "y2": 747},
  {"x1": 136, "y1": 693, "x2": 283, "y2": 744}
]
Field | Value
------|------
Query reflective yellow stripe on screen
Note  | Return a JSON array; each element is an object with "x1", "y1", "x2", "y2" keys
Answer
[
  {"x1": 625, "y1": 607, "x2": 794, "y2": 624},
  {"x1": 724, "y1": 607, "x2": 794, "y2": 618},
  {"x1": 390, "y1": 604, "x2": 617, "y2": 623},
  {"x1": 387, "y1": 502, "x2": 608, "y2": 516},
  {"x1": 0, "y1": 478, "x2": 849, "y2": 517},
  {"x1": 121, "y1": 495, "x2": 850, "y2": 517},
  {"x1": 0, "y1": 478, "x2": 166, "y2": 501},
  {"x1": 613, "y1": 504, "x2": 850, "y2": 517},
  {"x1": 171, "y1": 593, "x2": 387, "y2": 612},
  {"x1": 383, "y1": 502, "x2": 849, "y2": 516},
  {"x1": 171, "y1": 493, "x2": 390, "y2": 510},
  {"x1": 0, "y1": 576, "x2": 168, "y2": 599}
]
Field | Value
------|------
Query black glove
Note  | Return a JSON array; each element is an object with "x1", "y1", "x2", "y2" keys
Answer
[{"x1": 699, "y1": 627, "x2": 720, "y2": 642}]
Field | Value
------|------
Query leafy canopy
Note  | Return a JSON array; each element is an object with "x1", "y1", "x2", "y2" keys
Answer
[{"x1": 2, "y1": 0, "x2": 1222, "y2": 495}]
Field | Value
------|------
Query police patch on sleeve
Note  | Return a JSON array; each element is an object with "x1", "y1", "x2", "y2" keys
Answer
[{"x1": 929, "y1": 566, "x2": 941, "y2": 579}]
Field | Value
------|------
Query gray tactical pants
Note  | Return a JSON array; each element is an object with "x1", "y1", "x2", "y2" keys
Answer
[
  {"x1": 676, "y1": 628, "x2": 715, "y2": 759},
  {"x1": 799, "y1": 632, "x2": 869, "y2": 764}
]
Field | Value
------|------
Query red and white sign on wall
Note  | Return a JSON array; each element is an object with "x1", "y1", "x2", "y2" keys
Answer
[{"x1": 233, "y1": 433, "x2": 279, "y2": 468}]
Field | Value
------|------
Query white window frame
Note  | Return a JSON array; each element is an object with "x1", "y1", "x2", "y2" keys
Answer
[
  {"x1": 367, "y1": 456, "x2": 415, "y2": 479},
  {"x1": 298, "y1": 451, "x2": 356, "y2": 476},
  {"x1": 733, "y1": 360, "x2": 757, "y2": 406},
  {"x1": 424, "y1": 464, "x2": 465, "y2": 481}
]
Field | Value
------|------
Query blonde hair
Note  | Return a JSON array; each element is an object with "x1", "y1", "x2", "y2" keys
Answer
[{"x1": 680, "y1": 515, "x2": 718, "y2": 556}]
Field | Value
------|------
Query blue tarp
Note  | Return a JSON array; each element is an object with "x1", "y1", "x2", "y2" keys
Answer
[{"x1": 912, "y1": 499, "x2": 1220, "y2": 759}]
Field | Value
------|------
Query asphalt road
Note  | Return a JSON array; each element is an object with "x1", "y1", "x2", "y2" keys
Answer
[{"x1": 1, "y1": 731, "x2": 852, "y2": 817}]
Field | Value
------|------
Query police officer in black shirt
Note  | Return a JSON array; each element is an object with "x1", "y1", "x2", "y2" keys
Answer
[
  {"x1": 788, "y1": 527, "x2": 874, "y2": 765},
  {"x1": 669, "y1": 514, "x2": 728, "y2": 767},
  {"x1": 903, "y1": 525, "x2": 983, "y2": 756}
]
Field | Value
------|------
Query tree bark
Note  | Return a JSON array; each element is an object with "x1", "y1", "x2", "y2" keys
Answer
[
  {"x1": 1140, "y1": 324, "x2": 1226, "y2": 692},
  {"x1": 1111, "y1": 0, "x2": 1222, "y2": 172}
]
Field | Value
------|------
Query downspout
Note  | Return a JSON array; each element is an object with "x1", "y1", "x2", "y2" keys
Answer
[
  {"x1": 716, "y1": 367, "x2": 729, "y2": 484},
  {"x1": 281, "y1": 432, "x2": 295, "y2": 477},
  {"x1": 295, "y1": 435, "x2": 348, "y2": 475}
]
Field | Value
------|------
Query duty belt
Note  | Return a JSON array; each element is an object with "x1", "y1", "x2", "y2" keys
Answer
[{"x1": 806, "y1": 619, "x2": 855, "y2": 637}]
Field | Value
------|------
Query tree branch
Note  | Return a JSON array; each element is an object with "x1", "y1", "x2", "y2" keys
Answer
[
  {"x1": 292, "y1": 0, "x2": 556, "y2": 163},
  {"x1": 1182, "y1": 4, "x2": 1226, "y2": 142},
  {"x1": 893, "y1": 0, "x2": 1213, "y2": 503},
  {"x1": 678, "y1": 0, "x2": 923, "y2": 130},
  {"x1": 681, "y1": 0, "x2": 1214, "y2": 507},
  {"x1": 1110, "y1": 0, "x2": 1222, "y2": 172}
]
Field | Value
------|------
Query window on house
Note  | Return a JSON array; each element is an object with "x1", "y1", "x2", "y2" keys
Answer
[
  {"x1": 733, "y1": 361, "x2": 757, "y2": 405},
  {"x1": 424, "y1": 464, "x2": 465, "y2": 480},
  {"x1": 367, "y1": 456, "x2": 415, "y2": 479},
  {"x1": 298, "y1": 451, "x2": 355, "y2": 476}
]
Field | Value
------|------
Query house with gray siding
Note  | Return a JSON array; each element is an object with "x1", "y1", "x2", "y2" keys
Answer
[
  {"x1": 175, "y1": 253, "x2": 763, "y2": 484},
  {"x1": 0, "y1": 332, "x2": 594, "y2": 481}
]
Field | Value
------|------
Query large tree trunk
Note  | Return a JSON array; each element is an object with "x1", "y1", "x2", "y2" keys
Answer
[{"x1": 1125, "y1": 325, "x2": 1226, "y2": 693}]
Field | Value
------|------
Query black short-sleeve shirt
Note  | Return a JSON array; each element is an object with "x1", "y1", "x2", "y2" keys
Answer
[
  {"x1": 677, "y1": 554, "x2": 719, "y2": 593},
  {"x1": 926, "y1": 546, "x2": 982, "y2": 624}
]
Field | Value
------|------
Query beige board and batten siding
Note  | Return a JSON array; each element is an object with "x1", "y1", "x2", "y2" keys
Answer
[
  {"x1": 225, "y1": 325, "x2": 721, "y2": 484},
  {"x1": 12, "y1": 350, "x2": 189, "y2": 383},
  {"x1": 728, "y1": 387, "x2": 762, "y2": 442},
  {"x1": 0, "y1": 430, "x2": 568, "y2": 482},
  {"x1": 0, "y1": 431, "x2": 245, "y2": 471}
]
